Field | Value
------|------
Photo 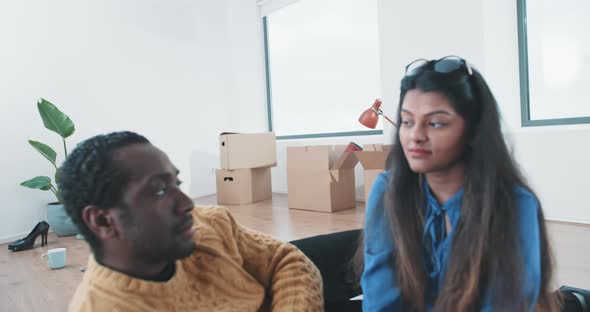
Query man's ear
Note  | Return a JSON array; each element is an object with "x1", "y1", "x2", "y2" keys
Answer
[{"x1": 81, "y1": 205, "x2": 121, "y2": 240}]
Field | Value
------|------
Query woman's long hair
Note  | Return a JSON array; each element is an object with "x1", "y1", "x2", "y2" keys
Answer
[{"x1": 356, "y1": 65, "x2": 557, "y2": 311}]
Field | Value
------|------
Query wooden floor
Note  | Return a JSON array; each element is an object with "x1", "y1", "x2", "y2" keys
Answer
[{"x1": 1, "y1": 193, "x2": 588, "y2": 312}]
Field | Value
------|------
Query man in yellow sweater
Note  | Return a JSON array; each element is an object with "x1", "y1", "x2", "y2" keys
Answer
[{"x1": 58, "y1": 131, "x2": 323, "y2": 311}]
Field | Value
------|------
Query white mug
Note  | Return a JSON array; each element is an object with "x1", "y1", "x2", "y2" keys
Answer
[{"x1": 41, "y1": 247, "x2": 67, "y2": 269}]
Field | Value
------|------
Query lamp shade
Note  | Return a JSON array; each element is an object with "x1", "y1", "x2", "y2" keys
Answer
[{"x1": 358, "y1": 99, "x2": 383, "y2": 129}]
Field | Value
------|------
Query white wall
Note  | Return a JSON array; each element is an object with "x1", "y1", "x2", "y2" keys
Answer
[
  {"x1": 377, "y1": 0, "x2": 590, "y2": 224},
  {"x1": 190, "y1": 0, "x2": 269, "y2": 201},
  {"x1": 3, "y1": 0, "x2": 586, "y2": 244},
  {"x1": 480, "y1": 0, "x2": 590, "y2": 224},
  {"x1": 270, "y1": 0, "x2": 488, "y2": 202},
  {"x1": 0, "y1": 0, "x2": 268, "y2": 242},
  {"x1": 224, "y1": 0, "x2": 269, "y2": 133},
  {"x1": 265, "y1": 0, "x2": 382, "y2": 137},
  {"x1": 253, "y1": 0, "x2": 590, "y2": 224}
]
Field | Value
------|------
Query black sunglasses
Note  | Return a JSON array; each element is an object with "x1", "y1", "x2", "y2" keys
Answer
[{"x1": 405, "y1": 56, "x2": 473, "y2": 77}]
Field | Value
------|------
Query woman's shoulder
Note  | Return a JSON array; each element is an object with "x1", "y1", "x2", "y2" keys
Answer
[
  {"x1": 374, "y1": 170, "x2": 391, "y2": 187},
  {"x1": 364, "y1": 171, "x2": 395, "y2": 250},
  {"x1": 512, "y1": 185, "x2": 540, "y2": 218},
  {"x1": 367, "y1": 171, "x2": 391, "y2": 203},
  {"x1": 512, "y1": 185, "x2": 538, "y2": 204}
]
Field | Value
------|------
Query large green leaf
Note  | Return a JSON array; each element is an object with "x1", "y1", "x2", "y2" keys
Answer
[
  {"x1": 20, "y1": 176, "x2": 52, "y2": 190},
  {"x1": 28, "y1": 140, "x2": 57, "y2": 165},
  {"x1": 37, "y1": 98, "x2": 75, "y2": 139}
]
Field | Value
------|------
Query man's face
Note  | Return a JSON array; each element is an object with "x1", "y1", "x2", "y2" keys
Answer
[{"x1": 111, "y1": 143, "x2": 196, "y2": 263}]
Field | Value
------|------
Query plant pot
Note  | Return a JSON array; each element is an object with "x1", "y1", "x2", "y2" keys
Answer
[{"x1": 47, "y1": 203, "x2": 78, "y2": 237}]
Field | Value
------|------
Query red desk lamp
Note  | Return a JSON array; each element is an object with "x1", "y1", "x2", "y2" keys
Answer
[{"x1": 358, "y1": 99, "x2": 396, "y2": 128}]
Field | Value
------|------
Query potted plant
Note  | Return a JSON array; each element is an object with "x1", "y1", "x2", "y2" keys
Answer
[{"x1": 20, "y1": 98, "x2": 78, "y2": 237}]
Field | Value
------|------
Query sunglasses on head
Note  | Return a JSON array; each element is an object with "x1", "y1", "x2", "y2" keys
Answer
[{"x1": 405, "y1": 56, "x2": 473, "y2": 77}]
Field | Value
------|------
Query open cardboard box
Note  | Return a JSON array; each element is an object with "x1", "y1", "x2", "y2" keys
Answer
[
  {"x1": 216, "y1": 167, "x2": 272, "y2": 205},
  {"x1": 219, "y1": 132, "x2": 277, "y2": 170},
  {"x1": 287, "y1": 145, "x2": 359, "y2": 212},
  {"x1": 354, "y1": 144, "x2": 392, "y2": 203}
]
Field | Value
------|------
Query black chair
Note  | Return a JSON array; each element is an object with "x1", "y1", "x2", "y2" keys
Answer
[
  {"x1": 291, "y1": 229, "x2": 590, "y2": 312},
  {"x1": 561, "y1": 285, "x2": 590, "y2": 312},
  {"x1": 290, "y1": 229, "x2": 363, "y2": 312}
]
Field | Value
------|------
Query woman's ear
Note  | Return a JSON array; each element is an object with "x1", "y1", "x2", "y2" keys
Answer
[{"x1": 81, "y1": 205, "x2": 120, "y2": 240}]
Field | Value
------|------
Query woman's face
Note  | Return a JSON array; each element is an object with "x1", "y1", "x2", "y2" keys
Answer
[{"x1": 399, "y1": 89, "x2": 467, "y2": 174}]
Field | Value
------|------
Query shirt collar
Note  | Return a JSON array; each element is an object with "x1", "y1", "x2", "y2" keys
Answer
[
  {"x1": 421, "y1": 177, "x2": 464, "y2": 279},
  {"x1": 423, "y1": 178, "x2": 464, "y2": 215}
]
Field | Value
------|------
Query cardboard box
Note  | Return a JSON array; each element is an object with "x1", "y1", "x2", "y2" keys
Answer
[
  {"x1": 355, "y1": 144, "x2": 392, "y2": 202},
  {"x1": 219, "y1": 132, "x2": 277, "y2": 170},
  {"x1": 287, "y1": 145, "x2": 359, "y2": 212},
  {"x1": 216, "y1": 167, "x2": 272, "y2": 205}
]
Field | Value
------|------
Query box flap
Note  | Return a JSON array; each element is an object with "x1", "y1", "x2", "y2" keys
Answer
[
  {"x1": 354, "y1": 144, "x2": 392, "y2": 170},
  {"x1": 329, "y1": 145, "x2": 345, "y2": 167},
  {"x1": 354, "y1": 151, "x2": 389, "y2": 170},
  {"x1": 329, "y1": 169, "x2": 356, "y2": 211},
  {"x1": 362, "y1": 144, "x2": 392, "y2": 152},
  {"x1": 362, "y1": 144, "x2": 378, "y2": 152},
  {"x1": 331, "y1": 145, "x2": 359, "y2": 169}
]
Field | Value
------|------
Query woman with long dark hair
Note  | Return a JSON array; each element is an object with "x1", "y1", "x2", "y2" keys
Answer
[{"x1": 361, "y1": 56, "x2": 557, "y2": 311}]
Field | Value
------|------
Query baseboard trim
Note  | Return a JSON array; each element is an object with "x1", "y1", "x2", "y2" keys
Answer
[
  {"x1": 0, "y1": 231, "x2": 31, "y2": 245},
  {"x1": 191, "y1": 192, "x2": 216, "y2": 200},
  {"x1": 0, "y1": 228, "x2": 55, "y2": 245},
  {"x1": 546, "y1": 219, "x2": 590, "y2": 227}
]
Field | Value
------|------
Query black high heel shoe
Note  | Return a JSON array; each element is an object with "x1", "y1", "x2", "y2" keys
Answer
[{"x1": 8, "y1": 221, "x2": 50, "y2": 251}]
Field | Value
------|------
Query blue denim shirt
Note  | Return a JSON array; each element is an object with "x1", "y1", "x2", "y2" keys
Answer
[{"x1": 361, "y1": 171, "x2": 541, "y2": 311}]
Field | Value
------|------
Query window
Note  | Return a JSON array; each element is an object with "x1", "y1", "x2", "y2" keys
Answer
[
  {"x1": 517, "y1": 0, "x2": 590, "y2": 126},
  {"x1": 264, "y1": 0, "x2": 382, "y2": 139}
]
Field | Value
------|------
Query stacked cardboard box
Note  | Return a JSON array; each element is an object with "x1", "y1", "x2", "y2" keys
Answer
[
  {"x1": 355, "y1": 144, "x2": 392, "y2": 203},
  {"x1": 287, "y1": 145, "x2": 359, "y2": 212},
  {"x1": 216, "y1": 132, "x2": 277, "y2": 205}
]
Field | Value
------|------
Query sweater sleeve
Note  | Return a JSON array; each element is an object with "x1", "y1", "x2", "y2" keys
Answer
[
  {"x1": 361, "y1": 171, "x2": 406, "y2": 311},
  {"x1": 210, "y1": 207, "x2": 324, "y2": 312}
]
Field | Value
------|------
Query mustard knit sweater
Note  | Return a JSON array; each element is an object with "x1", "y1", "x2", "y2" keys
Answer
[{"x1": 68, "y1": 206, "x2": 324, "y2": 311}]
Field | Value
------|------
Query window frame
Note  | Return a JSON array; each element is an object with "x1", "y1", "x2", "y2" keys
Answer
[
  {"x1": 517, "y1": 0, "x2": 590, "y2": 127},
  {"x1": 262, "y1": 16, "x2": 384, "y2": 140}
]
